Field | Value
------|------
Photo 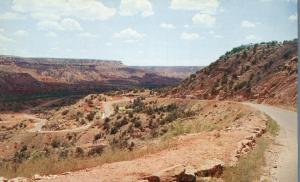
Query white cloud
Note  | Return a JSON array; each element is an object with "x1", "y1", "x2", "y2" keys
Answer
[
  {"x1": 288, "y1": 13, "x2": 297, "y2": 22},
  {"x1": 12, "y1": 0, "x2": 116, "y2": 21},
  {"x1": 38, "y1": 20, "x2": 64, "y2": 31},
  {"x1": 245, "y1": 34, "x2": 258, "y2": 40},
  {"x1": 0, "y1": 33, "x2": 14, "y2": 43},
  {"x1": 14, "y1": 30, "x2": 28, "y2": 37},
  {"x1": 181, "y1": 32, "x2": 201, "y2": 40},
  {"x1": 170, "y1": 0, "x2": 219, "y2": 14},
  {"x1": 38, "y1": 18, "x2": 82, "y2": 31},
  {"x1": 0, "y1": 12, "x2": 25, "y2": 20},
  {"x1": 241, "y1": 20, "x2": 256, "y2": 28},
  {"x1": 113, "y1": 28, "x2": 145, "y2": 42},
  {"x1": 119, "y1": 0, "x2": 153, "y2": 17},
  {"x1": 192, "y1": 13, "x2": 216, "y2": 27},
  {"x1": 160, "y1": 23, "x2": 176, "y2": 29},
  {"x1": 30, "y1": 12, "x2": 61, "y2": 21},
  {"x1": 45, "y1": 32, "x2": 57, "y2": 37},
  {"x1": 184, "y1": 24, "x2": 190, "y2": 28},
  {"x1": 171, "y1": 1, "x2": 220, "y2": 28},
  {"x1": 78, "y1": 32, "x2": 98, "y2": 39},
  {"x1": 61, "y1": 18, "x2": 82, "y2": 31}
]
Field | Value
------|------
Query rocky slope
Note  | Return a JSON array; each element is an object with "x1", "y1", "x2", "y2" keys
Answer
[
  {"x1": 0, "y1": 56, "x2": 199, "y2": 100},
  {"x1": 169, "y1": 39, "x2": 297, "y2": 108},
  {"x1": 0, "y1": 72, "x2": 45, "y2": 94}
]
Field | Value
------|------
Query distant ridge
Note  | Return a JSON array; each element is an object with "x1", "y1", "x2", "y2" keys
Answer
[
  {"x1": 0, "y1": 55, "x2": 201, "y2": 100},
  {"x1": 0, "y1": 55, "x2": 123, "y2": 66}
]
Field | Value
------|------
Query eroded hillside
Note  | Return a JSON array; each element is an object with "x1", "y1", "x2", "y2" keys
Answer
[
  {"x1": 0, "y1": 56, "x2": 200, "y2": 99},
  {"x1": 169, "y1": 39, "x2": 297, "y2": 109}
]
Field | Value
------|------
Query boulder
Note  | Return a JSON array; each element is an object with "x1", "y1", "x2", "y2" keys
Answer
[
  {"x1": 196, "y1": 159, "x2": 224, "y2": 178},
  {"x1": 142, "y1": 165, "x2": 197, "y2": 182},
  {"x1": 142, "y1": 160, "x2": 225, "y2": 182}
]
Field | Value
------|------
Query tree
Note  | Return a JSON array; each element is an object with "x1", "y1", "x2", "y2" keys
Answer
[
  {"x1": 86, "y1": 111, "x2": 96, "y2": 121},
  {"x1": 75, "y1": 147, "x2": 84, "y2": 157},
  {"x1": 242, "y1": 50, "x2": 247, "y2": 58},
  {"x1": 253, "y1": 44, "x2": 258, "y2": 54},
  {"x1": 51, "y1": 138, "x2": 61, "y2": 148}
]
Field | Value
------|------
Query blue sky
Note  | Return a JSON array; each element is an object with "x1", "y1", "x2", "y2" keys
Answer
[{"x1": 0, "y1": 0, "x2": 297, "y2": 66}]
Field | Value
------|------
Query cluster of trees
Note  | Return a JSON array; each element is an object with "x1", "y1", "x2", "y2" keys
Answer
[{"x1": 224, "y1": 45, "x2": 251, "y2": 57}]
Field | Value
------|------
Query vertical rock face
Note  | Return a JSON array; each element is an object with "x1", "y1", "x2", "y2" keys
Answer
[{"x1": 170, "y1": 39, "x2": 298, "y2": 108}]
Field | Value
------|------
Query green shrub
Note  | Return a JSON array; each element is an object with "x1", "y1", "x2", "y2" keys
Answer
[
  {"x1": 234, "y1": 81, "x2": 249, "y2": 91},
  {"x1": 282, "y1": 48, "x2": 292, "y2": 59},
  {"x1": 13, "y1": 145, "x2": 30, "y2": 163},
  {"x1": 265, "y1": 114, "x2": 280, "y2": 136},
  {"x1": 94, "y1": 133, "x2": 102, "y2": 141},
  {"x1": 61, "y1": 110, "x2": 69, "y2": 116},
  {"x1": 86, "y1": 111, "x2": 96, "y2": 121},
  {"x1": 87, "y1": 146, "x2": 105, "y2": 156},
  {"x1": 51, "y1": 138, "x2": 61, "y2": 148},
  {"x1": 59, "y1": 149, "x2": 69, "y2": 159},
  {"x1": 75, "y1": 147, "x2": 84, "y2": 157},
  {"x1": 133, "y1": 120, "x2": 142, "y2": 128}
]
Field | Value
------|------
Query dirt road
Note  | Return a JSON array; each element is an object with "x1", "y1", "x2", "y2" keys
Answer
[
  {"x1": 28, "y1": 97, "x2": 130, "y2": 133},
  {"x1": 244, "y1": 103, "x2": 297, "y2": 182},
  {"x1": 102, "y1": 97, "x2": 131, "y2": 119}
]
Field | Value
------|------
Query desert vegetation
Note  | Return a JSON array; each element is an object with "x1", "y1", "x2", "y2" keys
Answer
[
  {"x1": 171, "y1": 39, "x2": 297, "y2": 109},
  {"x1": 0, "y1": 92, "x2": 272, "y2": 181}
]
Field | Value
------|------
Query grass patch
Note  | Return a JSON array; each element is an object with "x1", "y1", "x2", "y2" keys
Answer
[
  {"x1": 162, "y1": 114, "x2": 233, "y2": 140},
  {"x1": 0, "y1": 138, "x2": 176, "y2": 178},
  {"x1": 221, "y1": 113, "x2": 279, "y2": 182},
  {"x1": 265, "y1": 114, "x2": 280, "y2": 136},
  {"x1": 221, "y1": 137, "x2": 270, "y2": 182}
]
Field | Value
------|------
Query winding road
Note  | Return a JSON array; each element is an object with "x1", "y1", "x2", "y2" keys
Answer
[
  {"x1": 244, "y1": 103, "x2": 297, "y2": 182},
  {"x1": 27, "y1": 97, "x2": 130, "y2": 133}
]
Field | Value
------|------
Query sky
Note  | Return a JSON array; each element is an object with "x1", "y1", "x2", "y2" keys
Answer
[{"x1": 0, "y1": 0, "x2": 298, "y2": 66}]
